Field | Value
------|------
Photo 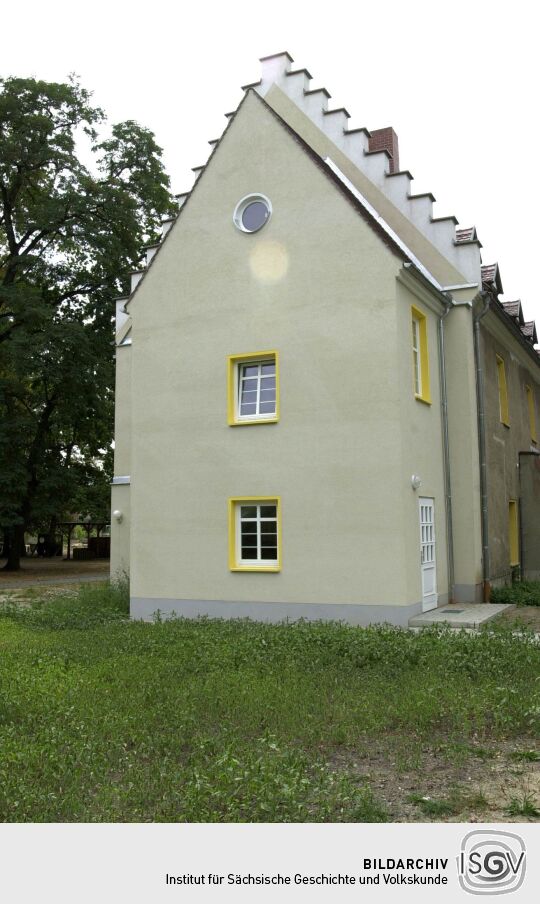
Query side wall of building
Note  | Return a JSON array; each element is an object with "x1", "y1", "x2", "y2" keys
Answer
[{"x1": 481, "y1": 315, "x2": 540, "y2": 583}]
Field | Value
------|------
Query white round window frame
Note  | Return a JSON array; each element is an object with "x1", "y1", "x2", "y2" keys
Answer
[{"x1": 233, "y1": 193, "x2": 272, "y2": 233}]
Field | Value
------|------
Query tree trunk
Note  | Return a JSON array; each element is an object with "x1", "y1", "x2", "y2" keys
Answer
[{"x1": 2, "y1": 524, "x2": 24, "y2": 571}]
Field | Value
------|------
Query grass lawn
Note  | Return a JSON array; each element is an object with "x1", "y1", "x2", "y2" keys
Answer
[{"x1": 0, "y1": 583, "x2": 539, "y2": 823}]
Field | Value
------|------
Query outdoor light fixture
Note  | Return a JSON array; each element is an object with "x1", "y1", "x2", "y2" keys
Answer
[
  {"x1": 411, "y1": 475, "x2": 422, "y2": 490},
  {"x1": 112, "y1": 510, "x2": 123, "y2": 523}
]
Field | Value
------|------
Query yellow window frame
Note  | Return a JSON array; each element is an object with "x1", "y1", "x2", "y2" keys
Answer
[
  {"x1": 496, "y1": 355, "x2": 510, "y2": 426},
  {"x1": 411, "y1": 306, "x2": 431, "y2": 404},
  {"x1": 228, "y1": 496, "x2": 282, "y2": 572},
  {"x1": 508, "y1": 499, "x2": 519, "y2": 567},
  {"x1": 525, "y1": 384, "x2": 537, "y2": 444},
  {"x1": 227, "y1": 351, "x2": 279, "y2": 426}
]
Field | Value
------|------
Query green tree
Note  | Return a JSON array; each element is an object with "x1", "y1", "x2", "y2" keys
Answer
[{"x1": 0, "y1": 76, "x2": 175, "y2": 569}]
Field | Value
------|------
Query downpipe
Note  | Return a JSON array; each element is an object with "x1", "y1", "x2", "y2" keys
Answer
[
  {"x1": 473, "y1": 291, "x2": 492, "y2": 601},
  {"x1": 438, "y1": 300, "x2": 455, "y2": 602}
]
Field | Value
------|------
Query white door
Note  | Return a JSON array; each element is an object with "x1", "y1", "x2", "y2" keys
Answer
[{"x1": 419, "y1": 497, "x2": 438, "y2": 611}]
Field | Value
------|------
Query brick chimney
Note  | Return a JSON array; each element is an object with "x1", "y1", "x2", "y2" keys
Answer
[{"x1": 368, "y1": 127, "x2": 400, "y2": 174}]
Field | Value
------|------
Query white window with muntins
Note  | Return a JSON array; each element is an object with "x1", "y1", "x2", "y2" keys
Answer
[
  {"x1": 227, "y1": 351, "x2": 279, "y2": 426},
  {"x1": 419, "y1": 497, "x2": 437, "y2": 611},
  {"x1": 238, "y1": 361, "x2": 276, "y2": 419},
  {"x1": 237, "y1": 502, "x2": 278, "y2": 566}
]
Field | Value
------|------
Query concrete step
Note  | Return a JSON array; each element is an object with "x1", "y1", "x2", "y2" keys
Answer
[{"x1": 409, "y1": 602, "x2": 511, "y2": 629}]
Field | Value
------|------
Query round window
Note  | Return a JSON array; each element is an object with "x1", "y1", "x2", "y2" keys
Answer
[{"x1": 233, "y1": 194, "x2": 272, "y2": 233}]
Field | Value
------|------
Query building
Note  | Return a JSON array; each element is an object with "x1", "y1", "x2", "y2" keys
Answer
[{"x1": 111, "y1": 52, "x2": 540, "y2": 624}]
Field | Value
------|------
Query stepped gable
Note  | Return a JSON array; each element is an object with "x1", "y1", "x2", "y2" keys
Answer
[
  {"x1": 249, "y1": 51, "x2": 481, "y2": 283},
  {"x1": 119, "y1": 52, "x2": 536, "y2": 362},
  {"x1": 121, "y1": 81, "x2": 414, "y2": 319},
  {"x1": 121, "y1": 51, "x2": 482, "y2": 319}
]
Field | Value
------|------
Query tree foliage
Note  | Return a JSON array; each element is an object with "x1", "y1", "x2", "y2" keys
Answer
[{"x1": 0, "y1": 75, "x2": 175, "y2": 567}]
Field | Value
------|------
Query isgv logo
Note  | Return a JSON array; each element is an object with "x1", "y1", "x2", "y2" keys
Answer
[{"x1": 458, "y1": 830, "x2": 526, "y2": 895}]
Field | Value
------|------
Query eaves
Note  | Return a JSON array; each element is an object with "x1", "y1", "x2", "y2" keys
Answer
[
  {"x1": 397, "y1": 264, "x2": 450, "y2": 317},
  {"x1": 483, "y1": 299, "x2": 540, "y2": 376}
]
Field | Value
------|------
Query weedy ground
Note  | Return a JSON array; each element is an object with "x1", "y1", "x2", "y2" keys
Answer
[
  {"x1": 0, "y1": 583, "x2": 538, "y2": 823},
  {"x1": 492, "y1": 581, "x2": 540, "y2": 632},
  {"x1": 490, "y1": 580, "x2": 540, "y2": 608}
]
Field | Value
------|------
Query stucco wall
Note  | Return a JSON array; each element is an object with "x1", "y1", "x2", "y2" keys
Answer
[
  {"x1": 110, "y1": 341, "x2": 132, "y2": 579},
  {"x1": 395, "y1": 276, "x2": 448, "y2": 606},
  {"x1": 443, "y1": 304, "x2": 483, "y2": 601},
  {"x1": 520, "y1": 453, "x2": 540, "y2": 580},
  {"x1": 126, "y1": 92, "x2": 447, "y2": 617},
  {"x1": 481, "y1": 317, "x2": 540, "y2": 583},
  {"x1": 110, "y1": 484, "x2": 130, "y2": 580}
]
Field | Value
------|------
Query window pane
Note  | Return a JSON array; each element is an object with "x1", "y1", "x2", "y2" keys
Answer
[
  {"x1": 239, "y1": 403, "x2": 257, "y2": 416},
  {"x1": 260, "y1": 520, "x2": 277, "y2": 532},
  {"x1": 260, "y1": 376, "x2": 276, "y2": 388},
  {"x1": 242, "y1": 365, "x2": 258, "y2": 378},
  {"x1": 260, "y1": 547, "x2": 277, "y2": 560},
  {"x1": 259, "y1": 387, "x2": 275, "y2": 401},
  {"x1": 241, "y1": 392, "x2": 257, "y2": 405},
  {"x1": 259, "y1": 402, "x2": 276, "y2": 414},
  {"x1": 241, "y1": 533, "x2": 257, "y2": 547},
  {"x1": 261, "y1": 363, "x2": 275, "y2": 376},
  {"x1": 241, "y1": 200, "x2": 269, "y2": 232},
  {"x1": 240, "y1": 392, "x2": 258, "y2": 406},
  {"x1": 413, "y1": 349, "x2": 420, "y2": 395},
  {"x1": 260, "y1": 506, "x2": 277, "y2": 518},
  {"x1": 261, "y1": 533, "x2": 277, "y2": 547},
  {"x1": 241, "y1": 547, "x2": 258, "y2": 559},
  {"x1": 240, "y1": 506, "x2": 257, "y2": 518},
  {"x1": 241, "y1": 378, "x2": 258, "y2": 392}
]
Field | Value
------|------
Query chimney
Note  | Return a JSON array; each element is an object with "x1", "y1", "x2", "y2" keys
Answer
[{"x1": 368, "y1": 127, "x2": 400, "y2": 173}]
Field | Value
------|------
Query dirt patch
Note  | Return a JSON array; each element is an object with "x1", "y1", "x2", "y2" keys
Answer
[
  {"x1": 498, "y1": 605, "x2": 540, "y2": 632},
  {"x1": 0, "y1": 557, "x2": 109, "y2": 589},
  {"x1": 330, "y1": 738, "x2": 540, "y2": 822}
]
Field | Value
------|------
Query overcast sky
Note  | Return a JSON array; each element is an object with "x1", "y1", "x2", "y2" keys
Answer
[{"x1": 4, "y1": 0, "x2": 539, "y2": 327}]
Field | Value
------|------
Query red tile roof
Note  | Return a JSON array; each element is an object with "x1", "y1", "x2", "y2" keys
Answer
[
  {"x1": 522, "y1": 321, "x2": 538, "y2": 344},
  {"x1": 501, "y1": 300, "x2": 524, "y2": 325},
  {"x1": 455, "y1": 227, "x2": 477, "y2": 243},
  {"x1": 481, "y1": 263, "x2": 503, "y2": 294}
]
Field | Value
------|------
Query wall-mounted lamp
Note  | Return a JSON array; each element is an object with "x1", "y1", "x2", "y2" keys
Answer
[
  {"x1": 112, "y1": 509, "x2": 123, "y2": 523},
  {"x1": 411, "y1": 475, "x2": 422, "y2": 490}
]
